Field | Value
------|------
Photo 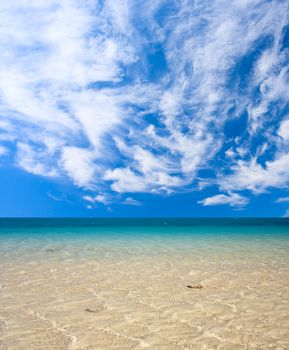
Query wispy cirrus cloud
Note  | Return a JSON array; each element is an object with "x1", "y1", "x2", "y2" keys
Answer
[{"x1": 1, "y1": 0, "x2": 289, "y2": 208}]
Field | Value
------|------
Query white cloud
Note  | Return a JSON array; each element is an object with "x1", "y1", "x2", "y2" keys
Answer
[
  {"x1": 0, "y1": 145, "x2": 8, "y2": 156},
  {"x1": 199, "y1": 193, "x2": 249, "y2": 207},
  {"x1": 0, "y1": 0, "x2": 289, "y2": 206},
  {"x1": 61, "y1": 147, "x2": 96, "y2": 188},
  {"x1": 70, "y1": 90, "x2": 124, "y2": 153},
  {"x1": 83, "y1": 195, "x2": 95, "y2": 204},
  {"x1": 95, "y1": 193, "x2": 111, "y2": 205},
  {"x1": 225, "y1": 148, "x2": 235, "y2": 159},
  {"x1": 104, "y1": 167, "x2": 150, "y2": 193},
  {"x1": 278, "y1": 119, "x2": 289, "y2": 142},
  {"x1": 283, "y1": 209, "x2": 289, "y2": 218},
  {"x1": 122, "y1": 197, "x2": 141, "y2": 206},
  {"x1": 276, "y1": 197, "x2": 289, "y2": 203},
  {"x1": 220, "y1": 154, "x2": 289, "y2": 194},
  {"x1": 16, "y1": 142, "x2": 58, "y2": 177},
  {"x1": 83, "y1": 192, "x2": 112, "y2": 205},
  {"x1": 0, "y1": 0, "x2": 135, "y2": 185}
]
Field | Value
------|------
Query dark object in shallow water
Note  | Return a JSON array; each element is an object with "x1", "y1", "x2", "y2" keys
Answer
[
  {"x1": 85, "y1": 308, "x2": 97, "y2": 313},
  {"x1": 85, "y1": 306, "x2": 103, "y2": 313},
  {"x1": 187, "y1": 284, "x2": 203, "y2": 289}
]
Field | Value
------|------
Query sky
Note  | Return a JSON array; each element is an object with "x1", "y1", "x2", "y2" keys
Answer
[{"x1": 1, "y1": 0, "x2": 289, "y2": 217}]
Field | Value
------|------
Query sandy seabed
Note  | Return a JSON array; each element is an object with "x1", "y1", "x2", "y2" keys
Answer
[{"x1": 0, "y1": 238, "x2": 289, "y2": 349}]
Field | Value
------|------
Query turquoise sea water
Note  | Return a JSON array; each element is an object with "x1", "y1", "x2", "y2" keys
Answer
[
  {"x1": 0, "y1": 218, "x2": 289, "y2": 263},
  {"x1": 1, "y1": 219, "x2": 289, "y2": 349}
]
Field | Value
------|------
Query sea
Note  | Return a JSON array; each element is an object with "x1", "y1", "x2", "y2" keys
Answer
[{"x1": 0, "y1": 218, "x2": 288, "y2": 349}]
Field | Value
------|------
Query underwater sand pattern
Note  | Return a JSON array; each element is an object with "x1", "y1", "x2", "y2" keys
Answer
[{"x1": 0, "y1": 233, "x2": 289, "y2": 350}]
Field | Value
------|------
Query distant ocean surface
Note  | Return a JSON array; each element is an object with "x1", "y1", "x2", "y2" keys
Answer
[
  {"x1": 1, "y1": 217, "x2": 289, "y2": 228},
  {"x1": 0, "y1": 218, "x2": 288, "y2": 262},
  {"x1": 0, "y1": 218, "x2": 289, "y2": 349}
]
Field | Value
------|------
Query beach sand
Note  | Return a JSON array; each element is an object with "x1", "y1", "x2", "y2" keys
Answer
[{"x1": 1, "y1": 236, "x2": 289, "y2": 350}]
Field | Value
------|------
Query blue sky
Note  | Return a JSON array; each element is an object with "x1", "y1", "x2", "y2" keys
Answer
[{"x1": 1, "y1": 0, "x2": 289, "y2": 217}]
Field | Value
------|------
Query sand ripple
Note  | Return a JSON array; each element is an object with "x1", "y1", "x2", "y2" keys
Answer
[{"x1": 0, "y1": 237, "x2": 289, "y2": 349}]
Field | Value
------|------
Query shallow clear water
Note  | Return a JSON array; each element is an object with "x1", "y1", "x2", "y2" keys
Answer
[
  {"x1": 1, "y1": 218, "x2": 289, "y2": 260},
  {"x1": 0, "y1": 218, "x2": 289, "y2": 349}
]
